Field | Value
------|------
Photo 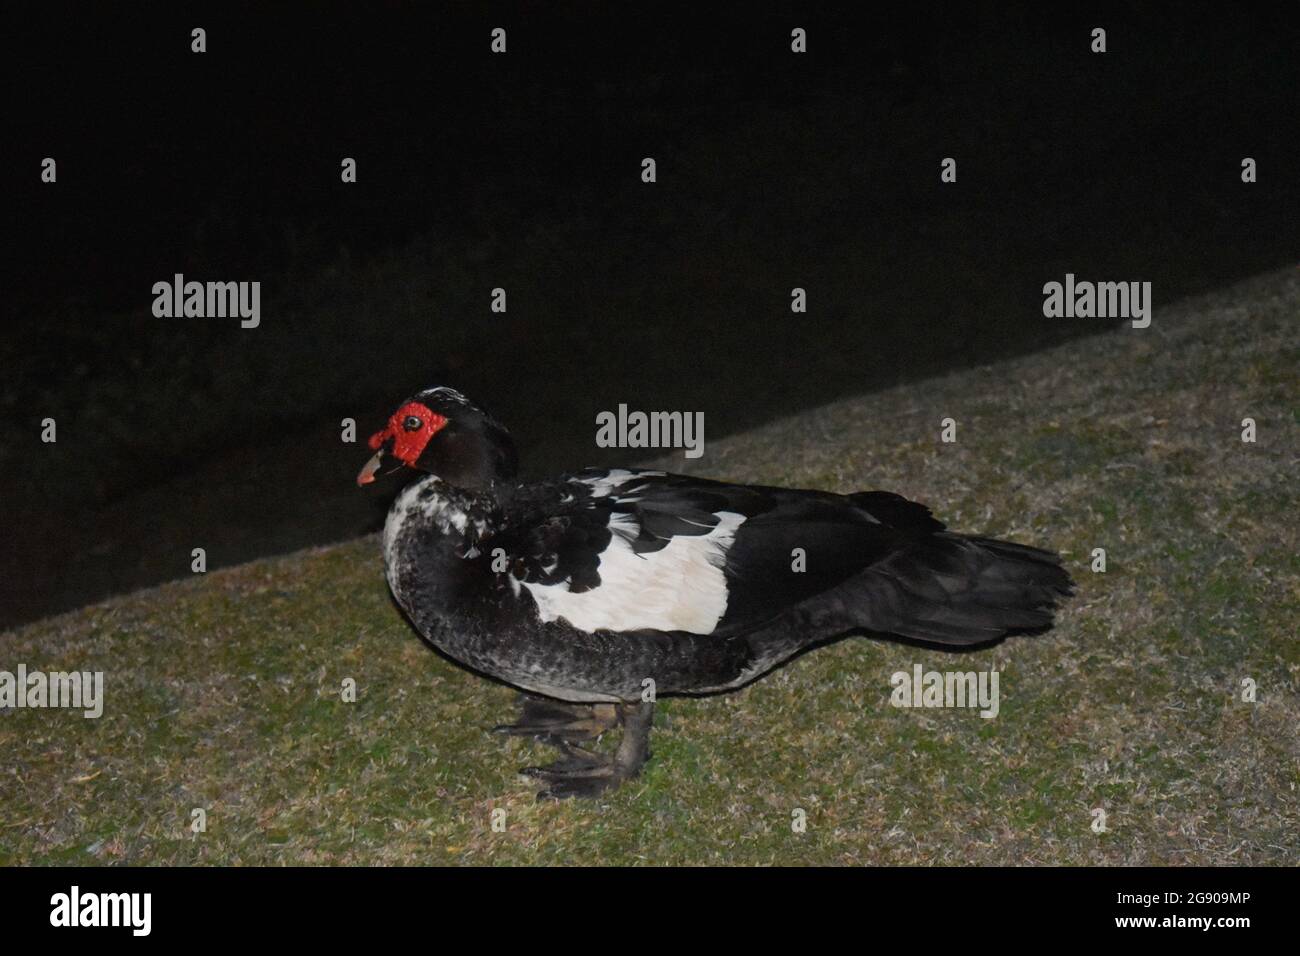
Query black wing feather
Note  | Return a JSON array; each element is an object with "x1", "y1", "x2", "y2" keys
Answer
[
  {"x1": 501, "y1": 469, "x2": 939, "y2": 635},
  {"x1": 496, "y1": 467, "x2": 1070, "y2": 644}
]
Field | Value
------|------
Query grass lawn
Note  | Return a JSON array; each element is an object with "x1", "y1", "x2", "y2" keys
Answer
[{"x1": 2, "y1": 268, "x2": 1296, "y2": 865}]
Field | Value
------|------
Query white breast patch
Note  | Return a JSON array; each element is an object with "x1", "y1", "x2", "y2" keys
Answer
[{"x1": 519, "y1": 510, "x2": 745, "y2": 634}]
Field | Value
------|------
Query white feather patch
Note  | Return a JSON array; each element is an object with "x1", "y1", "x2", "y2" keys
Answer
[
  {"x1": 383, "y1": 477, "x2": 483, "y2": 597},
  {"x1": 519, "y1": 510, "x2": 745, "y2": 634},
  {"x1": 575, "y1": 468, "x2": 665, "y2": 498}
]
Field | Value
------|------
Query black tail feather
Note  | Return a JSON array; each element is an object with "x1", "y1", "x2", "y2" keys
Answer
[{"x1": 860, "y1": 532, "x2": 1074, "y2": 646}]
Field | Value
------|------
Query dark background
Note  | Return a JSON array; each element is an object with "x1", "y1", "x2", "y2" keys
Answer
[{"x1": 4, "y1": 2, "x2": 1298, "y2": 628}]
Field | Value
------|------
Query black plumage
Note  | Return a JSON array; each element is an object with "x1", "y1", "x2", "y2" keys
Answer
[{"x1": 359, "y1": 387, "x2": 1074, "y2": 798}]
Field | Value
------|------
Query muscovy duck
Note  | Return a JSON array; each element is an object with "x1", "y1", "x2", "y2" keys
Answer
[{"x1": 358, "y1": 386, "x2": 1074, "y2": 798}]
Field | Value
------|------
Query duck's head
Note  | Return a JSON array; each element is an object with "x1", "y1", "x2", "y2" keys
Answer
[{"x1": 357, "y1": 386, "x2": 518, "y2": 492}]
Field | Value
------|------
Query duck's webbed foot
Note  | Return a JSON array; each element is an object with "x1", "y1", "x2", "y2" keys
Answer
[
  {"x1": 493, "y1": 695, "x2": 621, "y2": 746},
  {"x1": 518, "y1": 700, "x2": 655, "y2": 800}
]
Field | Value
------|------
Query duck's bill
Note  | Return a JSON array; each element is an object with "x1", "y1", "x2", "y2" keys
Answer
[{"x1": 358, "y1": 452, "x2": 387, "y2": 486}]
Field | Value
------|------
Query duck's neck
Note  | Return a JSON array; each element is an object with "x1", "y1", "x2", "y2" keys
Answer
[{"x1": 382, "y1": 474, "x2": 503, "y2": 617}]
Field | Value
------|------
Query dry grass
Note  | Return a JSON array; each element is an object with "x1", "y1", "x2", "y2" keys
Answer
[{"x1": 2, "y1": 267, "x2": 1297, "y2": 864}]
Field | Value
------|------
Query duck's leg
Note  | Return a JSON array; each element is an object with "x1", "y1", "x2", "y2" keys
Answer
[
  {"x1": 493, "y1": 695, "x2": 620, "y2": 746},
  {"x1": 523, "y1": 700, "x2": 655, "y2": 800}
]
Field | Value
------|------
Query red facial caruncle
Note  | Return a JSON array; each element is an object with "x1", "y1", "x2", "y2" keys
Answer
[
  {"x1": 357, "y1": 401, "x2": 449, "y2": 485},
  {"x1": 369, "y1": 401, "x2": 449, "y2": 465}
]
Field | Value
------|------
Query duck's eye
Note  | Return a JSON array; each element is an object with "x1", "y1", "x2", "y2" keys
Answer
[{"x1": 403, "y1": 416, "x2": 423, "y2": 431}]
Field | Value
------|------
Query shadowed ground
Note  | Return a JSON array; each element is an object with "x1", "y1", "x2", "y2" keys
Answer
[{"x1": 1, "y1": 268, "x2": 1295, "y2": 864}]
